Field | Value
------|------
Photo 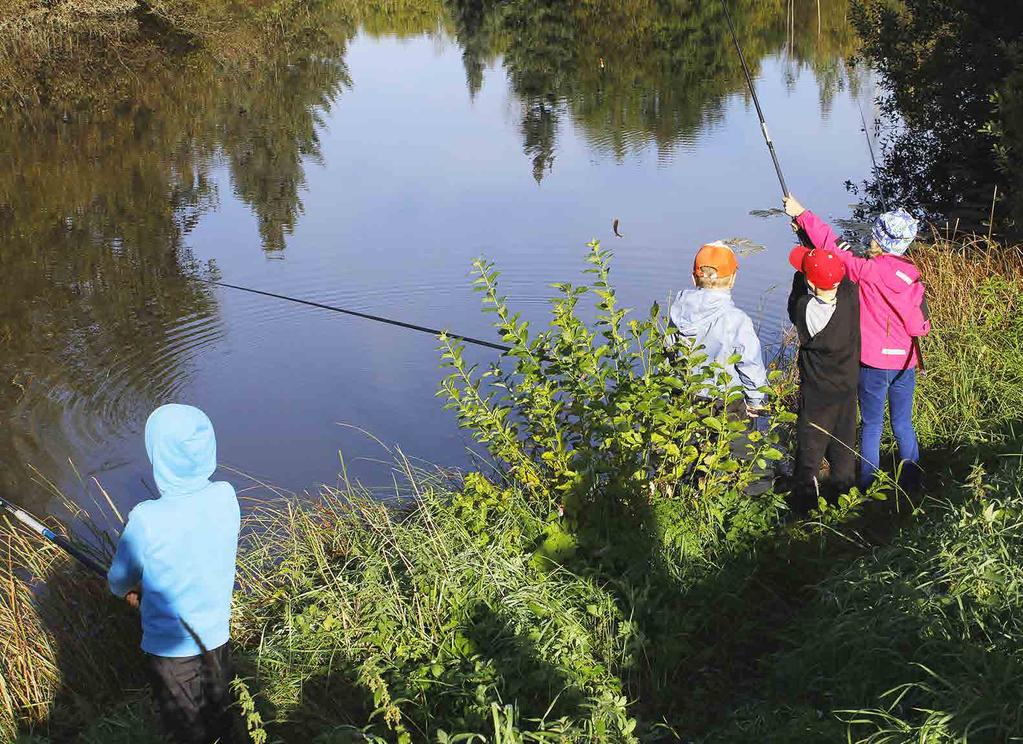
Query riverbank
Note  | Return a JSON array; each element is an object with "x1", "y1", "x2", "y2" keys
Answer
[
  {"x1": 0, "y1": 0, "x2": 354, "y2": 111},
  {"x1": 3, "y1": 233, "x2": 1022, "y2": 742}
]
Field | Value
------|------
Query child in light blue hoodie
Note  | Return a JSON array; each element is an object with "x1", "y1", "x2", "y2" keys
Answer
[
  {"x1": 669, "y1": 240, "x2": 769, "y2": 415},
  {"x1": 108, "y1": 404, "x2": 240, "y2": 744}
]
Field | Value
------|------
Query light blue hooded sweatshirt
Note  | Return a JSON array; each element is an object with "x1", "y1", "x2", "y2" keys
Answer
[
  {"x1": 108, "y1": 404, "x2": 240, "y2": 657},
  {"x1": 668, "y1": 288, "x2": 769, "y2": 406}
]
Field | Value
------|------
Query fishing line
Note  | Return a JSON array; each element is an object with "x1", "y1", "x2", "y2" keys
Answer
[
  {"x1": 719, "y1": 0, "x2": 791, "y2": 198},
  {"x1": 206, "y1": 280, "x2": 513, "y2": 353},
  {"x1": 855, "y1": 95, "x2": 889, "y2": 211},
  {"x1": 0, "y1": 495, "x2": 109, "y2": 577}
]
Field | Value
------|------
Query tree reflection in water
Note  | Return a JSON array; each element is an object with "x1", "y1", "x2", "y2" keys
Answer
[{"x1": 0, "y1": 0, "x2": 857, "y2": 510}]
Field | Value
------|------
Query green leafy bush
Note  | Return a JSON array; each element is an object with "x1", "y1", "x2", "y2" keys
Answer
[{"x1": 439, "y1": 240, "x2": 794, "y2": 561}]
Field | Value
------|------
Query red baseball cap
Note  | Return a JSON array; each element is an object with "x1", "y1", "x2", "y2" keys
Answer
[{"x1": 789, "y1": 245, "x2": 846, "y2": 290}]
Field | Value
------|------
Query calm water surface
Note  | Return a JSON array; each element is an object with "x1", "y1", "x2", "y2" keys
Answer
[{"x1": 1, "y1": 1, "x2": 877, "y2": 521}]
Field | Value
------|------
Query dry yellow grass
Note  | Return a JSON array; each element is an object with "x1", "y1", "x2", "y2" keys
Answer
[
  {"x1": 0, "y1": 523, "x2": 141, "y2": 740},
  {"x1": 911, "y1": 231, "x2": 1023, "y2": 447}
]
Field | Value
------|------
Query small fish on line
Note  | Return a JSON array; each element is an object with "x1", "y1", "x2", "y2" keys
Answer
[
  {"x1": 723, "y1": 237, "x2": 766, "y2": 256},
  {"x1": 749, "y1": 208, "x2": 786, "y2": 219},
  {"x1": 612, "y1": 218, "x2": 623, "y2": 238}
]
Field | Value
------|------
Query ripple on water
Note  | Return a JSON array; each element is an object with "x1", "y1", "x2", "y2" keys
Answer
[{"x1": 13, "y1": 307, "x2": 225, "y2": 474}]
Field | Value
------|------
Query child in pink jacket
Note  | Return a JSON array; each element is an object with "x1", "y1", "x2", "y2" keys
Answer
[{"x1": 784, "y1": 196, "x2": 931, "y2": 491}]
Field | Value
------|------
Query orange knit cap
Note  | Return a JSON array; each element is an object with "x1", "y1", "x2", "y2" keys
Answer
[{"x1": 693, "y1": 241, "x2": 738, "y2": 278}]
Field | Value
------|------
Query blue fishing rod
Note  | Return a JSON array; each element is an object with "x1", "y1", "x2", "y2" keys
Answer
[{"x1": 0, "y1": 495, "x2": 108, "y2": 578}]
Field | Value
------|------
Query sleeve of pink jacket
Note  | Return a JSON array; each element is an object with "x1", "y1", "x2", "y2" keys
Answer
[
  {"x1": 796, "y1": 208, "x2": 931, "y2": 340},
  {"x1": 897, "y1": 281, "x2": 932, "y2": 338},
  {"x1": 795, "y1": 209, "x2": 875, "y2": 283}
]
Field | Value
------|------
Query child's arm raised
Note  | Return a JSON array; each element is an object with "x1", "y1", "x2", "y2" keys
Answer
[{"x1": 784, "y1": 196, "x2": 873, "y2": 283}]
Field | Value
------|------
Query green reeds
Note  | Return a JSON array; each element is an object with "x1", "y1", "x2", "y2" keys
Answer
[
  {"x1": 912, "y1": 234, "x2": 1023, "y2": 450},
  {"x1": 719, "y1": 459, "x2": 1023, "y2": 742},
  {"x1": 0, "y1": 512, "x2": 141, "y2": 741},
  {"x1": 233, "y1": 457, "x2": 638, "y2": 741}
]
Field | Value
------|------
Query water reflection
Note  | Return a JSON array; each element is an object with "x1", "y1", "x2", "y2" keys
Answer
[
  {"x1": 0, "y1": 8, "x2": 353, "y2": 508},
  {"x1": 1, "y1": 0, "x2": 860, "y2": 512},
  {"x1": 442, "y1": 0, "x2": 861, "y2": 179}
]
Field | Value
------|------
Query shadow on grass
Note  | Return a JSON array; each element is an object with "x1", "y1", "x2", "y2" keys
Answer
[
  {"x1": 9, "y1": 556, "x2": 155, "y2": 743},
  {"x1": 463, "y1": 602, "x2": 588, "y2": 724}
]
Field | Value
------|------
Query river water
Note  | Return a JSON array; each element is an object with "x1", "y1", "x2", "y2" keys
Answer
[{"x1": 1, "y1": 0, "x2": 877, "y2": 521}]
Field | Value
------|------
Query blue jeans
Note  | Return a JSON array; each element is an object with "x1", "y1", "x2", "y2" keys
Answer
[{"x1": 858, "y1": 365, "x2": 920, "y2": 489}]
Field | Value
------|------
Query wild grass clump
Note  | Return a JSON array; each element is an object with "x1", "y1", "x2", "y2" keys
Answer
[
  {"x1": 234, "y1": 464, "x2": 641, "y2": 741},
  {"x1": 706, "y1": 458, "x2": 1023, "y2": 742},
  {"x1": 912, "y1": 234, "x2": 1023, "y2": 450},
  {"x1": 0, "y1": 507, "x2": 141, "y2": 742}
]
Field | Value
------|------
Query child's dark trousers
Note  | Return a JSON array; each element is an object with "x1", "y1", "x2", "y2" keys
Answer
[
  {"x1": 793, "y1": 390, "x2": 857, "y2": 508},
  {"x1": 147, "y1": 642, "x2": 234, "y2": 744}
]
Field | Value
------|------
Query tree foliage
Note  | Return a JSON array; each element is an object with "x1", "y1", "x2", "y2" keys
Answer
[{"x1": 852, "y1": 0, "x2": 1023, "y2": 233}]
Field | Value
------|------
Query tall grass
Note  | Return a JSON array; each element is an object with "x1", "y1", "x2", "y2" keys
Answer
[
  {"x1": 0, "y1": 515, "x2": 141, "y2": 741},
  {"x1": 234, "y1": 460, "x2": 639, "y2": 741},
  {"x1": 3, "y1": 231, "x2": 1023, "y2": 741},
  {"x1": 912, "y1": 234, "x2": 1023, "y2": 450},
  {"x1": 11, "y1": 457, "x2": 1023, "y2": 742},
  {"x1": 706, "y1": 459, "x2": 1023, "y2": 743}
]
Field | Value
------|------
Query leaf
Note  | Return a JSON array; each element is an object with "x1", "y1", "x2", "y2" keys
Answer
[{"x1": 701, "y1": 416, "x2": 723, "y2": 432}]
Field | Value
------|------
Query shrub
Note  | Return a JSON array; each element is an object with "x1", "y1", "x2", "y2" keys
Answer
[{"x1": 439, "y1": 240, "x2": 794, "y2": 563}]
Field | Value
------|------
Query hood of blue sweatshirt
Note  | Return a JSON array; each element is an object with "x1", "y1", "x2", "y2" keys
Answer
[
  {"x1": 669, "y1": 288, "x2": 735, "y2": 334},
  {"x1": 110, "y1": 403, "x2": 239, "y2": 657},
  {"x1": 145, "y1": 404, "x2": 217, "y2": 498}
]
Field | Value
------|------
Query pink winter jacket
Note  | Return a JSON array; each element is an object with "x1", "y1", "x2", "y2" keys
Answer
[{"x1": 796, "y1": 210, "x2": 931, "y2": 370}]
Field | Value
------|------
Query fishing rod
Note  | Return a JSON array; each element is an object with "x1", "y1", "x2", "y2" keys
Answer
[
  {"x1": 207, "y1": 280, "x2": 513, "y2": 353},
  {"x1": 855, "y1": 96, "x2": 889, "y2": 211},
  {"x1": 0, "y1": 495, "x2": 109, "y2": 578},
  {"x1": 719, "y1": 0, "x2": 791, "y2": 198}
]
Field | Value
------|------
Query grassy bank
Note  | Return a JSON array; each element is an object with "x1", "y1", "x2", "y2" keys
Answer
[{"x1": 3, "y1": 234, "x2": 1023, "y2": 742}]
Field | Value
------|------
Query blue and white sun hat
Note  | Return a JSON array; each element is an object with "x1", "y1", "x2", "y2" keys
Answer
[{"x1": 871, "y1": 209, "x2": 919, "y2": 256}]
